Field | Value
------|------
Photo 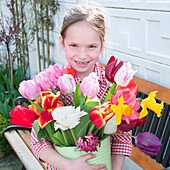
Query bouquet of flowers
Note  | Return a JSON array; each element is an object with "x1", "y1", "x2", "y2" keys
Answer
[{"x1": 8, "y1": 56, "x2": 164, "y2": 160}]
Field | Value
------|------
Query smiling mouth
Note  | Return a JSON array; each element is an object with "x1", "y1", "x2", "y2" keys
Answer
[{"x1": 75, "y1": 61, "x2": 90, "y2": 65}]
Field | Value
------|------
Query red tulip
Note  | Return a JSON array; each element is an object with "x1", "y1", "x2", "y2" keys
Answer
[
  {"x1": 117, "y1": 117, "x2": 148, "y2": 132},
  {"x1": 61, "y1": 67, "x2": 76, "y2": 78},
  {"x1": 89, "y1": 101, "x2": 115, "y2": 129},
  {"x1": 105, "y1": 56, "x2": 123, "y2": 83},
  {"x1": 9, "y1": 105, "x2": 39, "y2": 128}
]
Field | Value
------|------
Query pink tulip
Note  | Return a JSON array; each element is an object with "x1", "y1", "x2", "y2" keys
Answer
[
  {"x1": 57, "y1": 74, "x2": 76, "y2": 95},
  {"x1": 47, "y1": 64, "x2": 62, "y2": 80},
  {"x1": 34, "y1": 69, "x2": 57, "y2": 91},
  {"x1": 114, "y1": 62, "x2": 137, "y2": 87},
  {"x1": 19, "y1": 80, "x2": 41, "y2": 100},
  {"x1": 80, "y1": 72, "x2": 99, "y2": 99}
]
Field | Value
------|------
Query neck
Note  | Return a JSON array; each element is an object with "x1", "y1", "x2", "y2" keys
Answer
[
  {"x1": 76, "y1": 72, "x2": 90, "y2": 81},
  {"x1": 76, "y1": 66, "x2": 96, "y2": 81}
]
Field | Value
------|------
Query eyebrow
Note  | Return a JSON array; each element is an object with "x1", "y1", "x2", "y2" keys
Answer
[{"x1": 67, "y1": 41, "x2": 100, "y2": 45}]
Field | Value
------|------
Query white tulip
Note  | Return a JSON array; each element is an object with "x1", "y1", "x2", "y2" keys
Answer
[
  {"x1": 52, "y1": 106, "x2": 87, "y2": 131},
  {"x1": 114, "y1": 62, "x2": 137, "y2": 87},
  {"x1": 104, "y1": 115, "x2": 117, "y2": 134}
]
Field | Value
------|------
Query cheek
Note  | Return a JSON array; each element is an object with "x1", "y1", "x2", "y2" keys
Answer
[{"x1": 90, "y1": 50, "x2": 101, "y2": 60}]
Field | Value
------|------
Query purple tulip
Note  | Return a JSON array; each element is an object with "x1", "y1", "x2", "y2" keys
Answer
[{"x1": 135, "y1": 132, "x2": 162, "y2": 156}]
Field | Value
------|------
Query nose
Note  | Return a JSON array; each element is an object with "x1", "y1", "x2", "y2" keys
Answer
[{"x1": 78, "y1": 48, "x2": 87, "y2": 60}]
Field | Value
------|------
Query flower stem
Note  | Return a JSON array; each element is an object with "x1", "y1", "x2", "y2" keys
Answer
[
  {"x1": 70, "y1": 93, "x2": 75, "y2": 106},
  {"x1": 61, "y1": 130, "x2": 69, "y2": 146},
  {"x1": 113, "y1": 85, "x2": 119, "y2": 95},
  {"x1": 88, "y1": 123, "x2": 95, "y2": 133},
  {"x1": 70, "y1": 129, "x2": 77, "y2": 145},
  {"x1": 64, "y1": 95, "x2": 67, "y2": 104},
  {"x1": 100, "y1": 82, "x2": 111, "y2": 103}
]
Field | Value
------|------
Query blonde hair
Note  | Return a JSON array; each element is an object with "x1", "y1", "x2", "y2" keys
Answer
[{"x1": 60, "y1": 4, "x2": 106, "y2": 46}]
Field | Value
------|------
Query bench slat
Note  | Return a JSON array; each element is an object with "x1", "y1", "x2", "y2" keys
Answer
[
  {"x1": 129, "y1": 145, "x2": 165, "y2": 170},
  {"x1": 17, "y1": 129, "x2": 47, "y2": 169},
  {"x1": 4, "y1": 130, "x2": 45, "y2": 170},
  {"x1": 17, "y1": 130, "x2": 32, "y2": 150},
  {"x1": 133, "y1": 76, "x2": 170, "y2": 104}
]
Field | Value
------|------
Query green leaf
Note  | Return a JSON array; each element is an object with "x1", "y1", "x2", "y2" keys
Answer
[
  {"x1": 64, "y1": 130, "x2": 75, "y2": 145},
  {"x1": 81, "y1": 101, "x2": 99, "y2": 113},
  {"x1": 28, "y1": 99, "x2": 44, "y2": 112},
  {"x1": 37, "y1": 129, "x2": 46, "y2": 145},
  {"x1": 74, "y1": 114, "x2": 91, "y2": 138},
  {"x1": 103, "y1": 83, "x2": 116, "y2": 102},
  {"x1": 53, "y1": 130, "x2": 66, "y2": 146},
  {"x1": 74, "y1": 82, "x2": 81, "y2": 108},
  {"x1": 0, "y1": 100, "x2": 12, "y2": 119},
  {"x1": 51, "y1": 86, "x2": 56, "y2": 94},
  {"x1": 33, "y1": 120, "x2": 43, "y2": 145},
  {"x1": 33, "y1": 120, "x2": 40, "y2": 135}
]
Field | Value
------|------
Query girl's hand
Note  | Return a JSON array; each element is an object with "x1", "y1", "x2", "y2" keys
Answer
[{"x1": 63, "y1": 154, "x2": 108, "y2": 170}]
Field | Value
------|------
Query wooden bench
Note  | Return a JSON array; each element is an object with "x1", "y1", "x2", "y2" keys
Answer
[
  {"x1": 2, "y1": 66, "x2": 169, "y2": 170},
  {"x1": 2, "y1": 126, "x2": 47, "y2": 170},
  {"x1": 130, "y1": 76, "x2": 170, "y2": 170},
  {"x1": 2, "y1": 97, "x2": 47, "y2": 170}
]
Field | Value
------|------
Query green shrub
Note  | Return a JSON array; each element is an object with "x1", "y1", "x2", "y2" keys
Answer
[
  {"x1": 0, "y1": 114, "x2": 14, "y2": 157},
  {"x1": 0, "y1": 63, "x2": 26, "y2": 157}
]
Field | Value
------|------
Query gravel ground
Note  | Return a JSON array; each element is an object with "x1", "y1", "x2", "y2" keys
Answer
[{"x1": 0, "y1": 153, "x2": 23, "y2": 170}]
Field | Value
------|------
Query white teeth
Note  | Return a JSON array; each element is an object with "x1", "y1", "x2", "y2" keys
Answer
[{"x1": 77, "y1": 61, "x2": 88, "y2": 64}]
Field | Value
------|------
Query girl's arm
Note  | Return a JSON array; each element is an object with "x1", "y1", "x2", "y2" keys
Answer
[
  {"x1": 40, "y1": 147, "x2": 107, "y2": 170},
  {"x1": 111, "y1": 154, "x2": 125, "y2": 170},
  {"x1": 31, "y1": 127, "x2": 107, "y2": 170}
]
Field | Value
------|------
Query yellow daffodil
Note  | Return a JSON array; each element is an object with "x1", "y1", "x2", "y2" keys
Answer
[
  {"x1": 111, "y1": 95, "x2": 134, "y2": 125},
  {"x1": 139, "y1": 91, "x2": 164, "y2": 118}
]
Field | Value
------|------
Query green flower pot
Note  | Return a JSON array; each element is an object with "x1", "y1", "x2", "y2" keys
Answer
[{"x1": 55, "y1": 137, "x2": 111, "y2": 170}]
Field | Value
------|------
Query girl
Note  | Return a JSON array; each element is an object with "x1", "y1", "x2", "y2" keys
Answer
[{"x1": 31, "y1": 4, "x2": 132, "y2": 170}]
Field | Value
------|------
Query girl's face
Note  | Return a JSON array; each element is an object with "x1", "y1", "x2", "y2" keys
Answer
[{"x1": 59, "y1": 21, "x2": 104, "y2": 80}]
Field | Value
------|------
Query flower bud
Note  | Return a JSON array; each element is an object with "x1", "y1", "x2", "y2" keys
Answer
[{"x1": 135, "y1": 132, "x2": 162, "y2": 156}]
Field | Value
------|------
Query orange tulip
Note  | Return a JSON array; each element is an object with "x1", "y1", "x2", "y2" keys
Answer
[
  {"x1": 38, "y1": 110, "x2": 53, "y2": 129},
  {"x1": 89, "y1": 101, "x2": 115, "y2": 129},
  {"x1": 41, "y1": 90, "x2": 61, "y2": 110}
]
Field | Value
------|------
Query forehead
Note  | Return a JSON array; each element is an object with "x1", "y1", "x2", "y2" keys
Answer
[{"x1": 64, "y1": 21, "x2": 101, "y2": 44}]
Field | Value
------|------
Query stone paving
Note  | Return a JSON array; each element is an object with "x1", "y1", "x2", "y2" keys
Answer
[{"x1": 0, "y1": 153, "x2": 23, "y2": 170}]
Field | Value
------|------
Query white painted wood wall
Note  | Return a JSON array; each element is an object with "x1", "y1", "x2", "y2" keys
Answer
[
  {"x1": 48, "y1": 0, "x2": 170, "y2": 89},
  {"x1": 1, "y1": 0, "x2": 169, "y2": 88}
]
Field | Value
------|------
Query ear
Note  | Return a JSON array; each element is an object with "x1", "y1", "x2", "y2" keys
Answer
[{"x1": 59, "y1": 35, "x2": 65, "y2": 50}]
